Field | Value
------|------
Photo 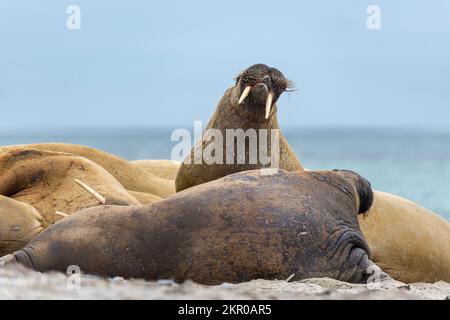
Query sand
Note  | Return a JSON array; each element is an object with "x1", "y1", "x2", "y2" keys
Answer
[{"x1": 0, "y1": 265, "x2": 448, "y2": 300}]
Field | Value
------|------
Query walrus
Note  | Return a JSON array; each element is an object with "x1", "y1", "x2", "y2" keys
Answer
[
  {"x1": 359, "y1": 192, "x2": 450, "y2": 283},
  {"x1": 173, "y1": 64, "x2": 450, "y2": 283},
  {"x1": 1, "y1": 169, "x2": 401, "y2": 285},
  {"x1": 127, "y1": 190, "x2": 162, "y2": 205},
  {"x1": 131, "y1": 160, "x2": 180, "y2": 180},
  {"x1": 175, "y1": 64, "x2": 303, "y2": 192},
  {"x1": 0, "y1": 149, "x2": 140, "y2": 224},
  {"x1": 0, "y1": 195, "x2": 47, "y2": 256},
  {"x1": 0, "y1": 143, "x2": 175, "y2": 198}
]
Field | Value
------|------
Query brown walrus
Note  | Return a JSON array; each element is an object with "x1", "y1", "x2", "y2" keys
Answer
[
  {"x1": 0, "y1": 195, "x2": 47, "y2": 257},
  {"x1": 175, "y1": 64, "x2": 303, "y2": 192},
  {"x1": 0, "y1": 149, "x2": 140, "y2": 225},
  {"x1": 173, "y1": 64, "x2": 450, "y2": 283},
  {"x1": 0, "y1": 143, "x2": 175, "y2": 198},
  {"x1": 0, "y1": 169, "x2": 399, "y2": 286}
]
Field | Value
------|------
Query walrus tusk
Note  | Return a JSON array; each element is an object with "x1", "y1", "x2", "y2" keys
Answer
[
  {"x1": 265, "y1": 93, "x2": 273, "y2": 119},
  {"x1": 238, "y1": 86, "x2": 252, "y2": 104},
  {"x1": 285, "y1": 273, "x2": 295, "y2": 282},
  {"x1": 54, "y1": 211, "x2": 69, "y2": 219},
  {"x1": 74, "y1": 179, "x2": 106, "y2": 205}
]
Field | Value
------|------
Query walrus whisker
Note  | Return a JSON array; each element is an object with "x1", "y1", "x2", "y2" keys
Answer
[
  {"x1": 54, "y1": 211, "x2": 69, "y2": 219},
  {"x1": 284, "y1": 80, "x2": 298, "y2": 92},
  {"x1": 238, "y1": 86, "x2": 252, "y2": 104},
  {"x1": 265, "y1": 93, "x2": 273, "y2": 119},
  {"x1": 74, "y1": 179, "x2": 106, "y2": 205}
]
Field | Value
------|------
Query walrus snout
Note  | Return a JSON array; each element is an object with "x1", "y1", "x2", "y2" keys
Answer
[
  {"x1": 236, "y1": 64, "x2": 294, "y2": 120},
  {"x1": 246, "y1": 83, "x2": 270, "y2": 105}
]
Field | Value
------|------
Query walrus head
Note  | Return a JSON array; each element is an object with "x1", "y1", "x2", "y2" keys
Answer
[
  {"x1": 234, "y1": 64, "x2": 294, "y2": 120},
  {"x1": 333, "y1": 169, "x2": 374, "y2": 214}
]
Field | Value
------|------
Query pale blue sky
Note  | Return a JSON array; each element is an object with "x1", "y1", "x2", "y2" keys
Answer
[{"x1": 1, "y1": 1, "x2": 450, "y2": 129}]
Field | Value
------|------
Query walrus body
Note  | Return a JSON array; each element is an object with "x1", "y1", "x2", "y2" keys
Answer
[
  {"x1": 131, "y1": 160, "x2": 180, "y2": 180},
  {"x1": 175, "y1": 64, "x2": 303, "y2": 192},
  {"x1": 128, "y1": 190, "x2": 162, "y2": 205},
  {"x1": 0, "y1": 144, "x2": 175, "y2": 198},
  {"x1": 359, "y1": 191, "x2": 450, "y2": 283},
  {"x1": 0, "y1": 196, "x2": 46, "y2": 256},
  {"x1": 1, "y1": 169, "x2": 393, "y2": 285},
  {"x1": 0, "y1": 149, "x2": 140, "y2": 224}
]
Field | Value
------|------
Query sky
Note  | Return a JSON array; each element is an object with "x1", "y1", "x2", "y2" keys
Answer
[{"x1": 1, "y1": 0, "x2": 450, "y2": 130}]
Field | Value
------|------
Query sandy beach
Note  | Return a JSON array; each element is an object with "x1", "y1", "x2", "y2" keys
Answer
[{"x1": 1, "y1": 265, "x2": 448, "y2": 300}]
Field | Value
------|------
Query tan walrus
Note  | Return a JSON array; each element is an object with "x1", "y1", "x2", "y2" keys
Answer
[
  {"x1": 127, "y1": 190, "x2": 162, "y2": 205},
  {"x1": 131, "y1": 160, "x2": 180, "y2": 180},
  {"x1": 0, "y1": 143, "x2": 175, "y2": 198},
  {"x1": 0, "y1": 149, "x2": 141, "y2": 225},
  {"x1": 175, "y1": 64, "x2": 303, "y2": 192},
  {"x1": 1, "y1": 169, "x2": 401, "y2": 286},
  {"x1": 0, "y1": 195, "x2": 47, "y2": 257},
  {"x1": 359, "y1": 192, "x2": 450, "y2": 283},
  {"x1": 173, "y1": 63, "x2": 450, "y2": 283}
]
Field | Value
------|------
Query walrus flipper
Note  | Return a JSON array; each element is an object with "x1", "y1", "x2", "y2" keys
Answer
[
  {"x1": 0, "y1": 254, "x2": 17, "y2": 267},
  {"x1": 361, "y1": 256, "x2": 405, "y2": 288}
]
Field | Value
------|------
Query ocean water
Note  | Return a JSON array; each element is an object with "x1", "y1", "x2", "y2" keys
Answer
[{"x1": 1, "y1": 127, "x2": 449, "y2": 221}]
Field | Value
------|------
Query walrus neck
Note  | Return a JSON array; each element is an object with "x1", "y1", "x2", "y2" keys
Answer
[{"x1": 207, "y1": 87, "x2": 280, "y2": 131}]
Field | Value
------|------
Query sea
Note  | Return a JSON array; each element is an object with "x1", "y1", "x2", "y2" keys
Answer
[{"x1": 1, "y1": 127, "x2": 449, "y2": 222}]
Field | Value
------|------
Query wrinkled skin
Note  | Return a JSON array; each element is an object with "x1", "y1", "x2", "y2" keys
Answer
[
  {"x1": 0, "y1": 149, "x2": 140, "y2": 225},
  {"x1": 175, "y1": 64, "x2": 303, "y2": 192},
  {"x1": 0, "y1": 143, "x2": 175, "y2": 198},
  {"x1": 0, "y1": 195, "x2": 47, "y2": 256},
  {"x1": 1, "y1": 169, "x2": 396, "y2": 285}
]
